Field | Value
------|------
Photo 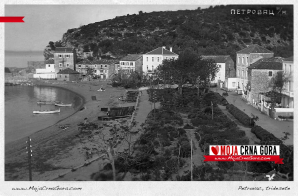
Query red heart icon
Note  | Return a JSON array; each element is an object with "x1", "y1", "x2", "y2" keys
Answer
[{"x1": 211, "y1": 146, "x2": 219, "y2": 155}]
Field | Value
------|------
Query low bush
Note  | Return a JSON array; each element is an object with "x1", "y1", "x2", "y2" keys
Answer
[{"x1": 226, "y1": 104, "x2": 253, "y2": 127}]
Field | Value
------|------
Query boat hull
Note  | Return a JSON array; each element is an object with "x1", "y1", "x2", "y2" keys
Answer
[
  {"x1": 55, "y1": 103, "x2": 72, "y2": 107},
  {"x1": 33, "y1": 109, "x2": 60, "y2": 114}
]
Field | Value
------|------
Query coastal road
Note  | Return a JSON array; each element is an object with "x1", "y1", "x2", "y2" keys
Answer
[{"x1": 213, "y1": 88, "x2": 293, "y2": 145}]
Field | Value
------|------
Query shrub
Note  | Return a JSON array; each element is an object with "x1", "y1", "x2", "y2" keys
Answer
[{"x1": 226, "y1": 104, "x2": 253, "y2": 127}]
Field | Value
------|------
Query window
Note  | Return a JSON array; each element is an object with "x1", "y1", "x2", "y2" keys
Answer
[
  {"x1": 59, "y1": 69, "x2": 62, "y2": 71},
  {"x1": 218, "y1": 65, "x2": 221, "y2": 68},
  {"x1": 269, "y1": 71, "x2": 272, "y2": 76},
  {"x1": 65, "y1": 75, "x2": 67, "y2": 78},
  {"x1": 157, "y1": 57, "x2": 160, "y2": 62},
  {"x1": 101, "y1": 65, "x2": 103, "y2": 68},
  {"x1": 48, "y1": 65, "x2": 50, "y2": 67},
  {"x1": 247, "y1": 57, "x2": 249, "y2": 65},
  {"x1": 232, "y1": 82, "x2": 236, "y2": 87},
  {"x1": 147, "y1": 65, "x2": 148, "y2": 71},
  {"x1": 130, "y1": 62, "x2": 133, "y2": 66},
  {"x1": 242, "y1": 70, "x2": 244, "y2": 77},
  {"x1": 152, "y1": 57, "x2": 154, "y2": 62},
  {"x1": 238, "y1": 70, "x2": 240, "y2": 77},
  {"x1": 105, "y1": 65, "x2": 107, "y2": 67},
  {"x1": 59, "y1": 63, "x2": 62, "y2": 67},
  {"x1": 66, "y1": 63, "x2": 70, "y2": 67},
  {"x1": 242, "y1": 57, "x2": 244, "y2": 64},
  {"x1": 60, "y1": 75, "x2": 62, "y2": 78},
  {"x1": 147, "y1": 57, "x2": 148, "y2": 62},
  {"x1": 59, "y1": 54, "x2": 62, "y2": 58},
  {"x1": 78, "y1": 65, "x2": 81, "y2": 68},
  {"x1": 66, "y1": 55, "x2": 70, "y2": 58},
  {"x1": 238, "y1": 57, "x2": 240, "y2": 64},
  {"x1": 289, "y1": 65, "x2": 291, "y2": 73}
]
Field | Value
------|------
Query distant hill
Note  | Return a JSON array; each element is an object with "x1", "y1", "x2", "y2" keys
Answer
[{"x1": 44, "y1": 5, "x2": 293, "y2": 62}]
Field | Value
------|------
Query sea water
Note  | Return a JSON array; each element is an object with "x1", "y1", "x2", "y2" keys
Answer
[{"x1": 5, "y1": 86, "x2": 83, "y2": 143}]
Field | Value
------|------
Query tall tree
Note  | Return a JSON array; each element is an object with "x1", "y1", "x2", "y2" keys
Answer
[
  {"x1": 269, "y1": 71, "x2": 289, "y2": 108},
  {"x1": 156, "y1": 49, "x2": 218, "y2": 95}
]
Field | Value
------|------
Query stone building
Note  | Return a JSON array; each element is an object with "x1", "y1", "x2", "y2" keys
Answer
[
  {"x1": 247, "y1": 57, "x2": 283, "y2": 105},
  {"x1": 236, "y1": 44, "x2": 274, "y2": 92},
  {"x1": 54, "y1": 47, "x2": 77, "y2": 73},
  {"x1": 57, "y1": 68, "x2": 80, "y2": 81}
]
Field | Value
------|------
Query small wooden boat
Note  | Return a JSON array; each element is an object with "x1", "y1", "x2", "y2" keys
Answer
[
  {"x1": 37, "y1": 101, "x2": 55, "y2": 105},
  {"x1": 33, "y1": 108, "x2": 60, "y2": 114},
  {"x1": 55, "y1": 103, "x2": 72, "y2": 107}
]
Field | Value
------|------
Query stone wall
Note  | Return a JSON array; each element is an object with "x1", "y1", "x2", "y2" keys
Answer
[{"x1": 249, "y1": 69, "x2": 279, "y2": 103}]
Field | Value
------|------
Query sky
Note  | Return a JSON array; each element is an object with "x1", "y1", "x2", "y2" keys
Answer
[{"x1": 5, "y1": 4, "x2": 210, "y2": 51}]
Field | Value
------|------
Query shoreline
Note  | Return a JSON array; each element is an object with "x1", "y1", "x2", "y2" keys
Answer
[
  {"x1": 5, "y1": 80, "x2": 129, "y2": 180},
  {"x1": 5, "y1": 82, "x2": 86, "y2": 146}
]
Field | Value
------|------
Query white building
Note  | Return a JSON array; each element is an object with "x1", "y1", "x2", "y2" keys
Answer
[
  {"x1": 142, "y1": 46, "x2": 178, "y2": 74},
  {"x1": 119, "y1": 54, "x2": 143, "y2": 73},
  {"x1": 281, "y1": 56, "x2": 294, "y2": 108},
  {"x1": 33, "y1": 59, "x2": 56, "y2": 79}
]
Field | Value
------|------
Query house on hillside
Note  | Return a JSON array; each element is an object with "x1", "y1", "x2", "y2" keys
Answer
[
  {"x1": 33, "y1": 59, "x2": 56, "y2": 79},
  {"x1": 201, "y1": 55, "x2": 236, "y2": 89},
  {"x1": 57, "y1": 68, "x2": 80, "y2": 81},
  {"x1": 236, "y1": 44, "x2": 274, "y2": 93},
  {"x1": 247, "y1": 57, "x2": 283, "y2": 115},
  {"x1": 119, "y1": 54, "x2": 143, "y2": 73},
  {"x1": 76, "y1": 59, "x2": 117, "y2": 79},
  {"x1": 54, "y1": 47, "x2": 77, "y2": 73},
  {"x1": 143, "y1": 46, "x2": 178, "y2": 75}
]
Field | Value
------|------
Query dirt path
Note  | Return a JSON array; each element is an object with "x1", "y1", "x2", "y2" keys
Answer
[{"x1": 217, "y1": 105, "x2": 260, "y2": 144}]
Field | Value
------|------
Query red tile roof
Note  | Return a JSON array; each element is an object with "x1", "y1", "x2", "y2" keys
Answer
[
  {"x1": 237, "y1": 44, "x2": 273, "y2": 54},
  {"x1": 54, "y1": 47, "x2": 74, "y2": 53},
  {"x1": 120, "y1": 54, "x2": 143, "y2": 61},
  {"x1": 201, "y1": 55, "x2": 233, "y2": 63},
  {"x1": 57, "y1": 68, "x2": 80, "y2": 74},
  {"x1": 248, "y1": 57, "x2": 283, "y2": 70},
  {"x1": 145, "y1": 47, "x2": 178, "y2": 56},
  {"x1": 77, "y1": 59, "x2": 118, "y2": 65}
]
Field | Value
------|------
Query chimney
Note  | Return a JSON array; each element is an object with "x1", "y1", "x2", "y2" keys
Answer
[{"x1": 170, "y1": 47, "x2": 172, "y2": 52}]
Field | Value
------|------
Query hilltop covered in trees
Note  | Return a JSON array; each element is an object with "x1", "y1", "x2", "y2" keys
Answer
[{"x1": 45, "y1": 5, "x2": 293, "y2": 61}]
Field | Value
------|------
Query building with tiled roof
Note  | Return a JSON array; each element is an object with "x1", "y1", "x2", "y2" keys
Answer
[
  {"x1": 236, "y1": 44, "x2": 274, "y2": 94},
  {"x1": 247, "y1": 57, "x2": 283, "y2": 106},
  {"x1": 248, "y1": 57, "x2": 283, "y2": 70},
  {"x1": 202, "y1": 55, "x2": 236, "y2": 90},
  {"x1": 57, "y1": 68, "x2": 80, "y2": 81},
  {"x1": 54, "y1": 47, "x2": 77, "y2": 74},
  {"x1": 143, "y1": 46, "x2": 179, "y2": 74},
  {"x1": 76, "y1": 59, "x2": 117, "y2": 79},
  {"x1": 120, "y1": 54, "x2": 143, "y2": 73}
]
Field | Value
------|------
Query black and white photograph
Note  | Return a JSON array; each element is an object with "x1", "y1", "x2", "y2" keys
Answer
[{"x1": 2, "y1": 1, "x2": 296, "y2": 195}]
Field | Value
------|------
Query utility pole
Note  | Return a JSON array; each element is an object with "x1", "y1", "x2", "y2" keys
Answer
[
  {"x1": 190, "y1": 138, "x2": 193, "y2": 181},
  {"x1": 26, "y1": 137, "x2": 32, "y2": 181},
  {"x1": 211, "y1": 101, "x2": 214, "y2": 120}
]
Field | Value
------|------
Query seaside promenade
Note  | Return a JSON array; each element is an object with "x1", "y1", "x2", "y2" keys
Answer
[{"x1": 213, "y1": 88, "x2": 293, "y2": 145}]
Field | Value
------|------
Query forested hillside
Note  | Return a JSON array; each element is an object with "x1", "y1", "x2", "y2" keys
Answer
[{"x1": 44, "y1": 5, "x2": 293, "y2": 61}]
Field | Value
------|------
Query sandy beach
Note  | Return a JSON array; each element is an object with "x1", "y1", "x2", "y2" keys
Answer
[{"x1": 5, "y1": 80, "x2": 135, "y2": 181}]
